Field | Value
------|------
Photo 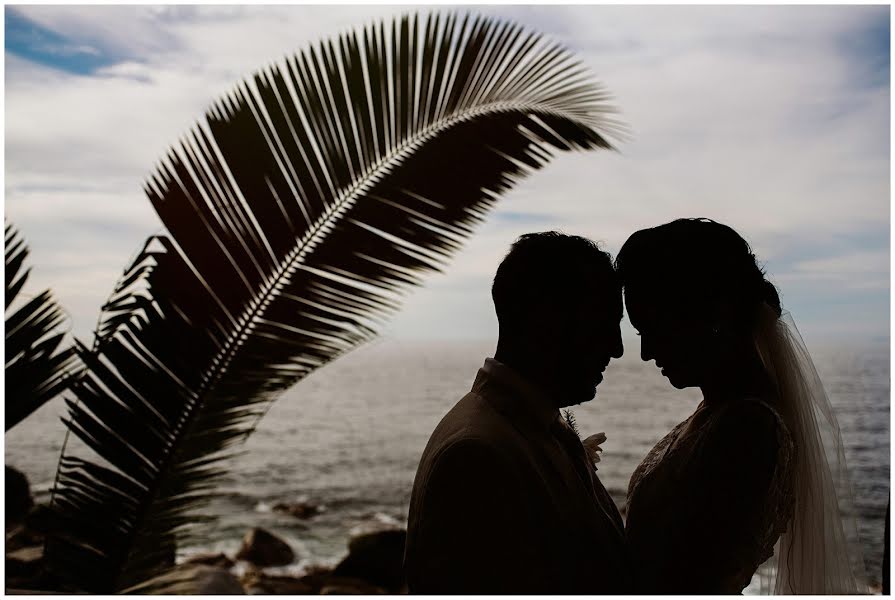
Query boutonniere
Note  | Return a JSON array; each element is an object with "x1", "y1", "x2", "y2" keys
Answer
[
  {"x1": 562, "y1": 409, "x2": 580, "y2": 436},
  {"x1": 563, "y1": 409, "x2": 606, "y2": 469}
]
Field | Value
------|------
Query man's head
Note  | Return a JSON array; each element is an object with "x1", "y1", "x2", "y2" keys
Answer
[{"x1": 492, "y1": 231, "x2": 623, "y2": 407}]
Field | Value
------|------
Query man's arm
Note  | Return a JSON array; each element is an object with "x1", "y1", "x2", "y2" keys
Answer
[{"x1": 408, "y1": 438, "x2": 549, "y2": 594}]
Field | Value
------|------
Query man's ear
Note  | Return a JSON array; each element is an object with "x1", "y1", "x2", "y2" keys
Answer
[
  {"x1": 711, "y1": 296, "x2": 738, "y2": 335},
  {"x1": 524, "y1": 302, "x2": 561, "y2": 348}
]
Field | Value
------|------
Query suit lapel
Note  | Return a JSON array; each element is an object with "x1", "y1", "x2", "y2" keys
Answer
[
  {"x1": 552, "y1": 421, "x2": 628, "y2": 551},
  {"x1": 589, "y1": 470, "x2": 626, "y2": 542},
  {"x1": 478, "y1": 375, "x2": 629, "y2": 563}
]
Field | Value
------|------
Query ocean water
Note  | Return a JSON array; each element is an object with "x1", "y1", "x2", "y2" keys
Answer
[{"x1": 5, "y1": 337, "x2": 889, "y2": 589}]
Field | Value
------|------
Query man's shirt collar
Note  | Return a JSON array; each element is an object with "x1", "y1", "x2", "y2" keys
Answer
[{"x1": 472, "y1": 357, "x2": 560, "y2": 432}]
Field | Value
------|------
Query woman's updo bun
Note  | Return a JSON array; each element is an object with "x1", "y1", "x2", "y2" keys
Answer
[
  {"x1": 616, "y1": 218, "x2": 782, "y2": 330},
  {"x1": 759, "y1": 278, "x2": 783, "y2": 318}
]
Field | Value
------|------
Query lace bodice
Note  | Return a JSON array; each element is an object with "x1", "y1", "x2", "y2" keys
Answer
[
  {"x1": 625, "y1": 398, "x2": 796, "y2": 593},
  {"x1": 627, "y1": 417, "x2": 690, "y2": 499}
]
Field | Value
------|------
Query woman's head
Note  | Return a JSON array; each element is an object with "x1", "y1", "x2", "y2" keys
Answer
[{"x1": 616, "y1": 218, "x2": 781, "y2": 389}]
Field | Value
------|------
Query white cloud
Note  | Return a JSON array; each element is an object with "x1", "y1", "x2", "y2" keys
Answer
[
  {"x1": 4, "y1": 5, "x2": 889, "y2": 343},
  {"x1": 32, "y1": 42, "x2": 101, "y2": 57},
  {"x1": 795, "y1": 250, "x2": 889, "y2": 275},
  {"x1": 776, "y1": 250, "x2": 891, "y2": 295}
]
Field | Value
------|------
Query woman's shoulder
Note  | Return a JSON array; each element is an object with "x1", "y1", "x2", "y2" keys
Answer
[
  {"x1": 704, "y1": 396, "x2": 795, "y2": 481},
  {"x1": 715, "y1": 395, "x2": 787, "y2": 436}
]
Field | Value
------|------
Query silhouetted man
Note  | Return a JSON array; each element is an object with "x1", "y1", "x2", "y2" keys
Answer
[{"x1": 404, "y1": 232, "x2": 631, "y2": 593}]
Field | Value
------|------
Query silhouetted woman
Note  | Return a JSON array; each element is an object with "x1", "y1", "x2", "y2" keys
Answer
[{"x1": 617, "y1": 218, "x2": 866, "y2": 594}]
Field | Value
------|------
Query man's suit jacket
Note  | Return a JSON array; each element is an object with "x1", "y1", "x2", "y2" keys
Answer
[{"x1": 404, "y1": 358, "x2": 632, "y2": 594}]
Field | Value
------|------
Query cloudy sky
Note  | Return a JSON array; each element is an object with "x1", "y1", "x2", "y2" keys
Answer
[{"x1": 5, "y1": 4, "x2": 890, "y2": 348}]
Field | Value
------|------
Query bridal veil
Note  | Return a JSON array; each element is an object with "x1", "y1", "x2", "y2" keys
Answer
[{"x1": 753, "y1": 306, "x2": 868, "y2": 594}]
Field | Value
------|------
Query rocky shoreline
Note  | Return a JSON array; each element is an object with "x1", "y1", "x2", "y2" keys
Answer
[
  {"x1": 175, "y1": 525, "x2": 407, "y2": 594},
  {"x1": 8, "y1": 465, "x2": 883, "y2": 594},
  {"x1": 5, "y1": 467, "x2": 407, "y2": 594}
]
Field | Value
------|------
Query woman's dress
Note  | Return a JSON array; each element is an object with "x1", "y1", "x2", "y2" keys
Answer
[{"x1": 625, "y1": 397, "x2": 796, "y2": 593}]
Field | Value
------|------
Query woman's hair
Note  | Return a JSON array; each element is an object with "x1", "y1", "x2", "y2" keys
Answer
[{"x1": 616, "y1": 218, "x2": 781, "y2": 329}]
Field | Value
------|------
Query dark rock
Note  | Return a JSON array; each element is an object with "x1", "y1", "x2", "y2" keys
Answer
[
  {"x1": 184, "y1": 552, "x2": 235, "y2": 570},
  {"x1": 192, "y1": 566, "x2": 245, "y2": 594},
  {"x1": 272, "y1": 501, "x2": 320, "y2": 520},
  {"x1": 240, "y1": 571, "x2": 314, "y2": 595},
  {"x1": 6, "y1": 467, "x2": 33, "y2": 527},
  {"x1": 5, "y1": 524, "x2": 42, "y2": 554},
  {"x1": 23, "y1": 504, "x2": 63, "y2": 536},
  {"x1": 234, "y1": 528, "x2": 295, "y2": 567},
  {"x1": 6, "y1": 545, "x2": 43, "y2": 578},
  {"x1": 294, "y1": 566, "x2": 334, "y2": 594},
  {"x1": 6, "y1": 562, "x2": 85, "y2": 595},
  {"x1": 238, "y1": 566, "x2": 263, "y2": 593},
  {"x1": 319, "y1": 576, "x2": 387, "y2": 595},
  {"x1": 6, "y1": 545, "x2": 43, "y2": 562},
  {"x1": 333, "y1": 529, "x2": 406, "y2": 593},
  {"x1": 119, "y1": 564, "x2": 243, "y2": 594},
  {"x1": 5, "y1": 545, "x2": 48, "y2": 593}
]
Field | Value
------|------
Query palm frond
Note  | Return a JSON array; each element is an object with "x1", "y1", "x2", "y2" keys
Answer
[
  {"x1": 46, "y1": 11, "x2": 625, "y2": 592},
  {"x1": 5, "y1": 222, "x2": 78, "y2": 431}
]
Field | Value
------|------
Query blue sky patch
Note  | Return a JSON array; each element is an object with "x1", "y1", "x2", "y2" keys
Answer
[
  {"x1": 840, "y1": 7, "x2": 890, "y2": 89},
  {"x1": 5, "y1": 6, "x2": 120, "y2": 75},
  {"x1": 494, "y1": 211, "x2": 556, "y2": 225}
]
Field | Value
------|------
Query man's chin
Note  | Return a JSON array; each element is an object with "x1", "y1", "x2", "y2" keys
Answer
[
  {"x1": 566, "y1": 381, "x2": 600, "y2": 406},
  {"x1": 666, "y1": 373, "x2": 693, "y2": 390}
]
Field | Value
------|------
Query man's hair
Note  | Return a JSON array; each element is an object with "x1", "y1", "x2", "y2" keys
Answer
[{"x1": 491, "y1": 231, "x2": 615, "y2": 330}]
